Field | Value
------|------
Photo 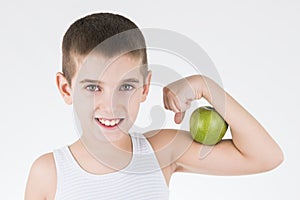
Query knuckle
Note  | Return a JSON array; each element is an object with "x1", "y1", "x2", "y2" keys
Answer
[{"x1": 163, "y1": 87, "x2": 169, "y2": 93}]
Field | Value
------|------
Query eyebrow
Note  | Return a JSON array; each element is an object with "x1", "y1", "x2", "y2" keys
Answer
[{"x1": 80, "y1": 78, "x2": 140, "y2": 84}]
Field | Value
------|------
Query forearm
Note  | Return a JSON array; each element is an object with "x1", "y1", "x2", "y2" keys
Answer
[{"x1": 191, "y1": 75, "x2": 283, "y2": 166}]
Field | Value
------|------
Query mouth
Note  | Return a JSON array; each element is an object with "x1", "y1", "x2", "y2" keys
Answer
[{"x1": 95, "y1": 117, "x2": 124, "y2": 130}]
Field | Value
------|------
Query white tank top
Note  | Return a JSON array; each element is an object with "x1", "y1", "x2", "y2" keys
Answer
[{"x1": 53, "y1": 133, "x2": 169, "y2": 200}]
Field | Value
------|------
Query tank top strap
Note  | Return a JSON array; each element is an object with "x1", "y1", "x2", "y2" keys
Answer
[
  {"x1": 126, "y1": 132, "x2": 162, "y2": 174},
  {"x1": 130, "y1": 132, "x2": 154, "y2": 154}
]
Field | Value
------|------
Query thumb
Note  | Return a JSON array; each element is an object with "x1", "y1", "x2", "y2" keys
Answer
[{"x1": 174, "y1": 111, "x2": 186, "y2": 124}]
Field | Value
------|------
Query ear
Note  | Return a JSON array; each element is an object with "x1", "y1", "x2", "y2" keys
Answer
[
  {"x1": 56, "y1": 72, "x2": 73, "y2": 105},
  {"x1": 141, "y1": 70, "x2": 152, "y2": 102}
]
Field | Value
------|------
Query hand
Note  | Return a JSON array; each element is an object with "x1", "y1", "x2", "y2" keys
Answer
[{"x1": 163, "y1": 75, "x2": 204, "y2": 124}]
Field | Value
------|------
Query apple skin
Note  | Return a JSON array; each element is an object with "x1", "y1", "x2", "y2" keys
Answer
[{"x1": 189, "y1": 106, "x2": 228, "y2": 145}]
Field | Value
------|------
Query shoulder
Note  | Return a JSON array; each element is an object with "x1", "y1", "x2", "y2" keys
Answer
[
  {"x1": 31, "y1": 152, "x2": 56, "y2": 177},
  {"x1": 25, "y1": 152, "x2": 57, "y2": 199},
  {"x1": 143, "y1": 129, "x2": 193, "y2": 165},
  {"x1": 144, "y1": 128, "x2": 192, "y2": 149}
]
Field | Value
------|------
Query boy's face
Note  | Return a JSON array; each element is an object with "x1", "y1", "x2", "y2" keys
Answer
[{"x1": 58, "y1": 53, "x2": 151, "y2": 142}]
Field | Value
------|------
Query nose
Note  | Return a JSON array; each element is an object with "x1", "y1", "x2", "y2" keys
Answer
[{"x1": 94, "y1": 90, "x2": 122, "y2": 116}]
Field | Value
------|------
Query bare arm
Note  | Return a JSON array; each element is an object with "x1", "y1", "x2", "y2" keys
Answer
[
  {"x1": 25, "y1": 153, "x2": 56, "y2": 200},
  {"x1": 163, "y1": 75, "x2": 284, "y2": 175}
]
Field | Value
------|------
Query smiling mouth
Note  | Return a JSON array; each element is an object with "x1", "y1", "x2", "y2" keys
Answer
[{"x1": 95, "y1": 117, "x2": 124, "y2": 129}]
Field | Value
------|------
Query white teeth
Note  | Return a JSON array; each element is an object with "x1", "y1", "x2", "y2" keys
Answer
[
  {"x1": 98, "y1": 118, "x2": 121, "y2": 126},
  {"x1": 104, "y1": 120, "x2": 110, "y2": 126},
  {"x1": 109, "y1": 120, "x2": 115, "y2": 126}
]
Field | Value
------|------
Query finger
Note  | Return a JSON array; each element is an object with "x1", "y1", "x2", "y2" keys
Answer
[
  {"x1": 172, "y1": 94, "x2": 183, "y2": 113},
  {"x1": 168, "y1": 93, "x2": 181, "y2": 113},
  {"x1": 163, "y1": 93, "x2": 168, "y2": 110},
  {"x1": 181, "y1": 111, "x2": 186, "y2": 122},
  {"x1": 163, "y1": 91, "x2": 171, "y2": 110},
  {"x1": 164, "y1": 89, "x2": 178, "y2": 112},
  {"x1": 174, "y1": 112, "x2": 185, "y2": 124},
  {"x1": 169, "y1": 99, "x2": 180, "y2": 113},
  {"x1": 174, "y1": 111, "x2": 186, "y2": 124},
  {"x1": 162, "y1": 87, "x2": 168, "y2": 109}
]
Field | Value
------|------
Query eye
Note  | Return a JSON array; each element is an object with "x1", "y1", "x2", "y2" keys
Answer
[
  {"x1": 85, "y1": 85, "x2": 101, "y2": 92},
  {"x1": 119, "y1": 84, "x2": 135, "y2": 91}
]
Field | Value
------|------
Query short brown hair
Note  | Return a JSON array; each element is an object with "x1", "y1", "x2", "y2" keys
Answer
[{"x1": 62, "y1": 13, "x2": 148, "y2": 86}]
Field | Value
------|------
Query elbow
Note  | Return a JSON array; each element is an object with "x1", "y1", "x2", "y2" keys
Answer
[
  {"x1": 272, "y1": 148, "x2": 284, "y2": 169},
  {"x1": 260, "y1": 148, "x2": 284, "y2": 173}
]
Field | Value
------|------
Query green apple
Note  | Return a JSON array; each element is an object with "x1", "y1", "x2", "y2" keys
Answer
[{"x1": 189, "y1": 106, "x2": 228, "y2": 145}]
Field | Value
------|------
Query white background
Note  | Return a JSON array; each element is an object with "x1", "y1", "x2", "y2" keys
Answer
[{"x1": 1, "y1": 0, "x2": 299, "y2": 199}]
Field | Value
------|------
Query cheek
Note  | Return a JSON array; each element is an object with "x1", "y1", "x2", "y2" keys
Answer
[
  {"x1": 127, "y1": 89, "x2": 142, "y2": 116},
  {"x1": 129, "y1": 88, "x2": 143, "y2": 104},
  {"x1": 73, "y1": 89, "x2": 94, "y2": 116}
]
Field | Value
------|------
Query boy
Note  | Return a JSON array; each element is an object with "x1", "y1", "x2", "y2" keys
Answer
[{"x1": 25, "y1": 13, "x2": 283, "y2": 200}]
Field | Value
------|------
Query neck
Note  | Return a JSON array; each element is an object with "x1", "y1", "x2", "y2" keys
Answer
[{"x1": 78, "y1": 132, "x2": 133, "y2": 170}]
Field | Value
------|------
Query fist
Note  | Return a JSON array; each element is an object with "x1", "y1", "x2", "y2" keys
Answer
[{"x1": 163, "y1": 76, "x2": 202, "y2": 124}]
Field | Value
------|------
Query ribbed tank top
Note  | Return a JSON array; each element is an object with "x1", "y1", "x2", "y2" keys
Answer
[{"x1": 53, "y1": 133, "x2": 169, "y2": 200}]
